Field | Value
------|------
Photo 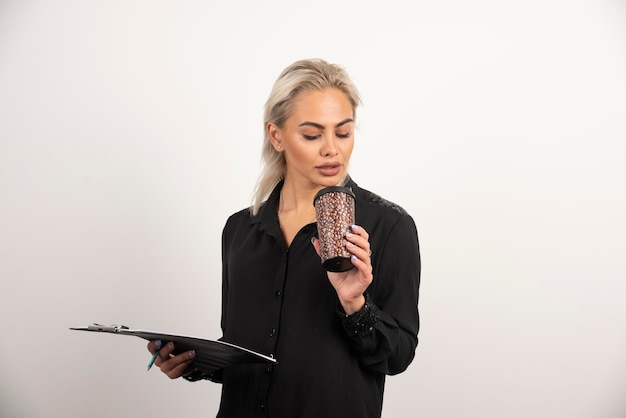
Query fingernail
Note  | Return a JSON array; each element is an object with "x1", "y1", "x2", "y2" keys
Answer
[
  {"x1": 351, "y1": 224, "x2": 358, "y2": 230},
  {"x1": 352, "y1": 255, "x2": 358, "y2": 261},
  {"x1": 155, "y1": 340, "x2": 162, "y2": 348},
  {"x1": 189, "y1": 350, "x2": 196, "y2": 358},
  {"x1": 346, "y1": 232, "x2": 354, "y2": 238},
  {"x1": 310, "y1": 236, "x2": 316, "y2": 244},
  {"x1": 347, "y1": 242, "x2": 355, "y2": 248},
  {"x1": 169, "y1": 342, "x2": 175, "y2": 349}
]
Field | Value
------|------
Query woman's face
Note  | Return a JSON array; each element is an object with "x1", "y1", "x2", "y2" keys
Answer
[{"x1": 269, "y1": 87, "x2": 355, "y2": 190}]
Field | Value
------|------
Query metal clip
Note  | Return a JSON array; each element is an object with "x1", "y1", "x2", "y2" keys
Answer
[{"x1": 87, "y1": 323, "x2": 129, "y2": 332}]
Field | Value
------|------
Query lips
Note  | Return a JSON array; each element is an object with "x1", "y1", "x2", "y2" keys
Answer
[{"x1": 316, "y1": 163, "x2": 341, "y2": 176}]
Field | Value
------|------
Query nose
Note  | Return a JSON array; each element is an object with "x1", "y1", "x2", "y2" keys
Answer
[{"x1": 321, "y1": 134, "x2": 338, "y2": 157}]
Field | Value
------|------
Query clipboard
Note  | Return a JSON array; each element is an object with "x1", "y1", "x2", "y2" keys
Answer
[{"x1": 70, "y1": 323, "x2": 276, "y2": 373}]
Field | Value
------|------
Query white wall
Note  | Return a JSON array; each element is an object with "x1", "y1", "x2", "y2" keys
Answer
[{"x1": 1, "y1": 1, "x2": 625, "y2": 417}]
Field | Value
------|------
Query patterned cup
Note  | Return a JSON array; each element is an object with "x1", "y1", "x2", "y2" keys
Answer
[{"x1": 313, "y1": 186, "x2": 356, "y2": 272}]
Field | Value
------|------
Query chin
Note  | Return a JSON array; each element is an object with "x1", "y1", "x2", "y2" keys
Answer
[{"x1": 319, "y1": 175, "x2": 345, "y2": 187}]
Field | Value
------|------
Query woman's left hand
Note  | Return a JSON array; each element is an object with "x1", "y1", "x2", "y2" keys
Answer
[{"x1": 312, "y1": 224, "x2": 373, "y2": 314}]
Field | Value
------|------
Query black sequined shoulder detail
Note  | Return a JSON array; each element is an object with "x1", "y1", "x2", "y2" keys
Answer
[{"x1": 367, "y1": 192, "x2": 408, "y2": 216}]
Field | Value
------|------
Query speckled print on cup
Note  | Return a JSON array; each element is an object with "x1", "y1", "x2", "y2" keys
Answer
[{"x1": 313, "y1": 186, "x2": 356, "y2": 272}]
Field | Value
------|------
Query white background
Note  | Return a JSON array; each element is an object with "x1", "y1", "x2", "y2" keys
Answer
[{"x1": 1, "y1": 1, "x2": 625, "y2": 417}]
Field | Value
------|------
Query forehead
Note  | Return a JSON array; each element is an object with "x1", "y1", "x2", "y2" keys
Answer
[{"x1": 288, "y1": 88, "x2": 354, "y2": 124}]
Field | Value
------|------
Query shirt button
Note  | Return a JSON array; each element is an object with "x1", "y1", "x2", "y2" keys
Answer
[
  {"x1": 275, "y1": 290, "x2": 282, "y2": 297},
  {"x1": 269, "y1": 328, "x2": 276, "y2": 337},
  {"x1": 264, "y1": 366, "x2": 271, "y2": 374},
  {"x1": 258, "y1": 402, "x2": 265, "y2": 412},
  {"x1": 303, "y1": 226, "x2": 310, "y2": 233}
]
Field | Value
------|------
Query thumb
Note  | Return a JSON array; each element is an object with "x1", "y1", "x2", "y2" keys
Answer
[{"x1": 311, "y1": 236, "x2": 321, "y2": 257}]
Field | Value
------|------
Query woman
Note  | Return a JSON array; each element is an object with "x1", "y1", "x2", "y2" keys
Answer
[{"x1": 147, "y1": 59, "x2": 421, "y2": 418}]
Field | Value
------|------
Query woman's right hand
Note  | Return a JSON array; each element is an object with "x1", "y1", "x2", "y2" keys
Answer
[{"x1": 147, "y1": 340, "x2": 196, "y2": 379}]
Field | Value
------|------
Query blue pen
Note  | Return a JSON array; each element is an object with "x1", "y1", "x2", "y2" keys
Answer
[{"x1": 147, "y1": 340, "x2": 162, "y2": 371}]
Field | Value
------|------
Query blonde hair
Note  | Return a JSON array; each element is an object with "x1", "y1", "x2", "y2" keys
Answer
[{"x1": 251, "y1": 58, "x2": 362, "y2": 215}]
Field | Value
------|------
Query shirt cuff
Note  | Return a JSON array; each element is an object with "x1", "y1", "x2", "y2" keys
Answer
[
  {"x1": 183, "y1": 369, "x2": 219, "y2": 382},
  {"x1": 338, "y1": 293, "x2": 380, "y2": 336}
]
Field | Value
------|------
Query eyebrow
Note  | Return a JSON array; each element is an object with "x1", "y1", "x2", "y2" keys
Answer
[{"x1": 298, "y1": 118, "x2": 354, "y2": 129}]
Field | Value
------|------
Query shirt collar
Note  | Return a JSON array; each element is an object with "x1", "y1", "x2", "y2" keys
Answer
[{"x1": 250, "y1": 180, "x2": 283, "y2": 242}]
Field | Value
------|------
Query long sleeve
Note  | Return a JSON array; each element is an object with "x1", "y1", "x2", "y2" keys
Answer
[{"x1": 347, "y1": 202, "x2": 421, "y2": 375}]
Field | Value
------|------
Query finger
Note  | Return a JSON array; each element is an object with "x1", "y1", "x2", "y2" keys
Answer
[
  {"x1": 147, "y1": 339, "x2": 162, "y2": 354},
  {"x1": 157, "y1": 341, "x2": 176, "y2": 359},
  {"x1": 161, "y1": 350, "x2": 196, "y2": 378},
  {"x1": 346, "y1": 227, "x2": 370, "y2": 249},
  {"x1": 346, "y1": 229, "x2": 374, "y2": 277},
  {"x1": 166, "y1": 353, "x2": 196, "y2": 379},
  {"x1": 345, "y1": 232, "x2": 371, "y2": 259},
  {"x1": 350, "y1": 253, "x2": 373, "y2": 281},
  {"x1": 350, "y1": 249, "x2": 373, "y2": 270},
  {"x1": 153, "y1": 341, "x2": 176, "y2": 368},
  {"x1": 349, "y1": 224, "x2": 369, "y2": 241},
  {"x1": 346, "y1": 240, "x2": 369, "y2": 258}
]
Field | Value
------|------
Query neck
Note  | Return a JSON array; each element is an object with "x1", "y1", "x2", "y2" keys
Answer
[{"x1": 279, "y1": 179, "x2": 321, "y2": 215}]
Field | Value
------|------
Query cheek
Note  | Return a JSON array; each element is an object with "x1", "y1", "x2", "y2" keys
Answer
[
  {"x1": 284, "y1": 145, "x2": 311, "y2": 166},
  {"x1": 341, "y1": 139, "x2": 355, "y2": 158}
]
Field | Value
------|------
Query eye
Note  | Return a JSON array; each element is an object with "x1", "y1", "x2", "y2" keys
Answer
[
  {"x1": 336, "y1": 132, "x2": 351, "y2": 139},
  {"x1": 303, "y1": 134, "x2": 320, "y2": 140}
]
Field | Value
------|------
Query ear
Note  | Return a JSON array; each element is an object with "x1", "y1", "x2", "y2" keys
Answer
[{"x1": 267, "y1": 123, "x2": 283, "y2": 152}]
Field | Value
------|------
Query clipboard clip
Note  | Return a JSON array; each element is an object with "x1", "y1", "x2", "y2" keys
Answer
[{"x1": 87, "y1": 323, "x2": 129, "y2": 332}]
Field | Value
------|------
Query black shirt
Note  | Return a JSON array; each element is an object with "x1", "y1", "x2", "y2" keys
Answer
[{"x1": 216, "y1": 178, "x2": 420, "y2": 418}]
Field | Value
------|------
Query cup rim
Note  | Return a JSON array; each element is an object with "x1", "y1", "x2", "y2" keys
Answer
[{"x1": 313, "y1": 186, "x2": 356, "y2": 204}]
